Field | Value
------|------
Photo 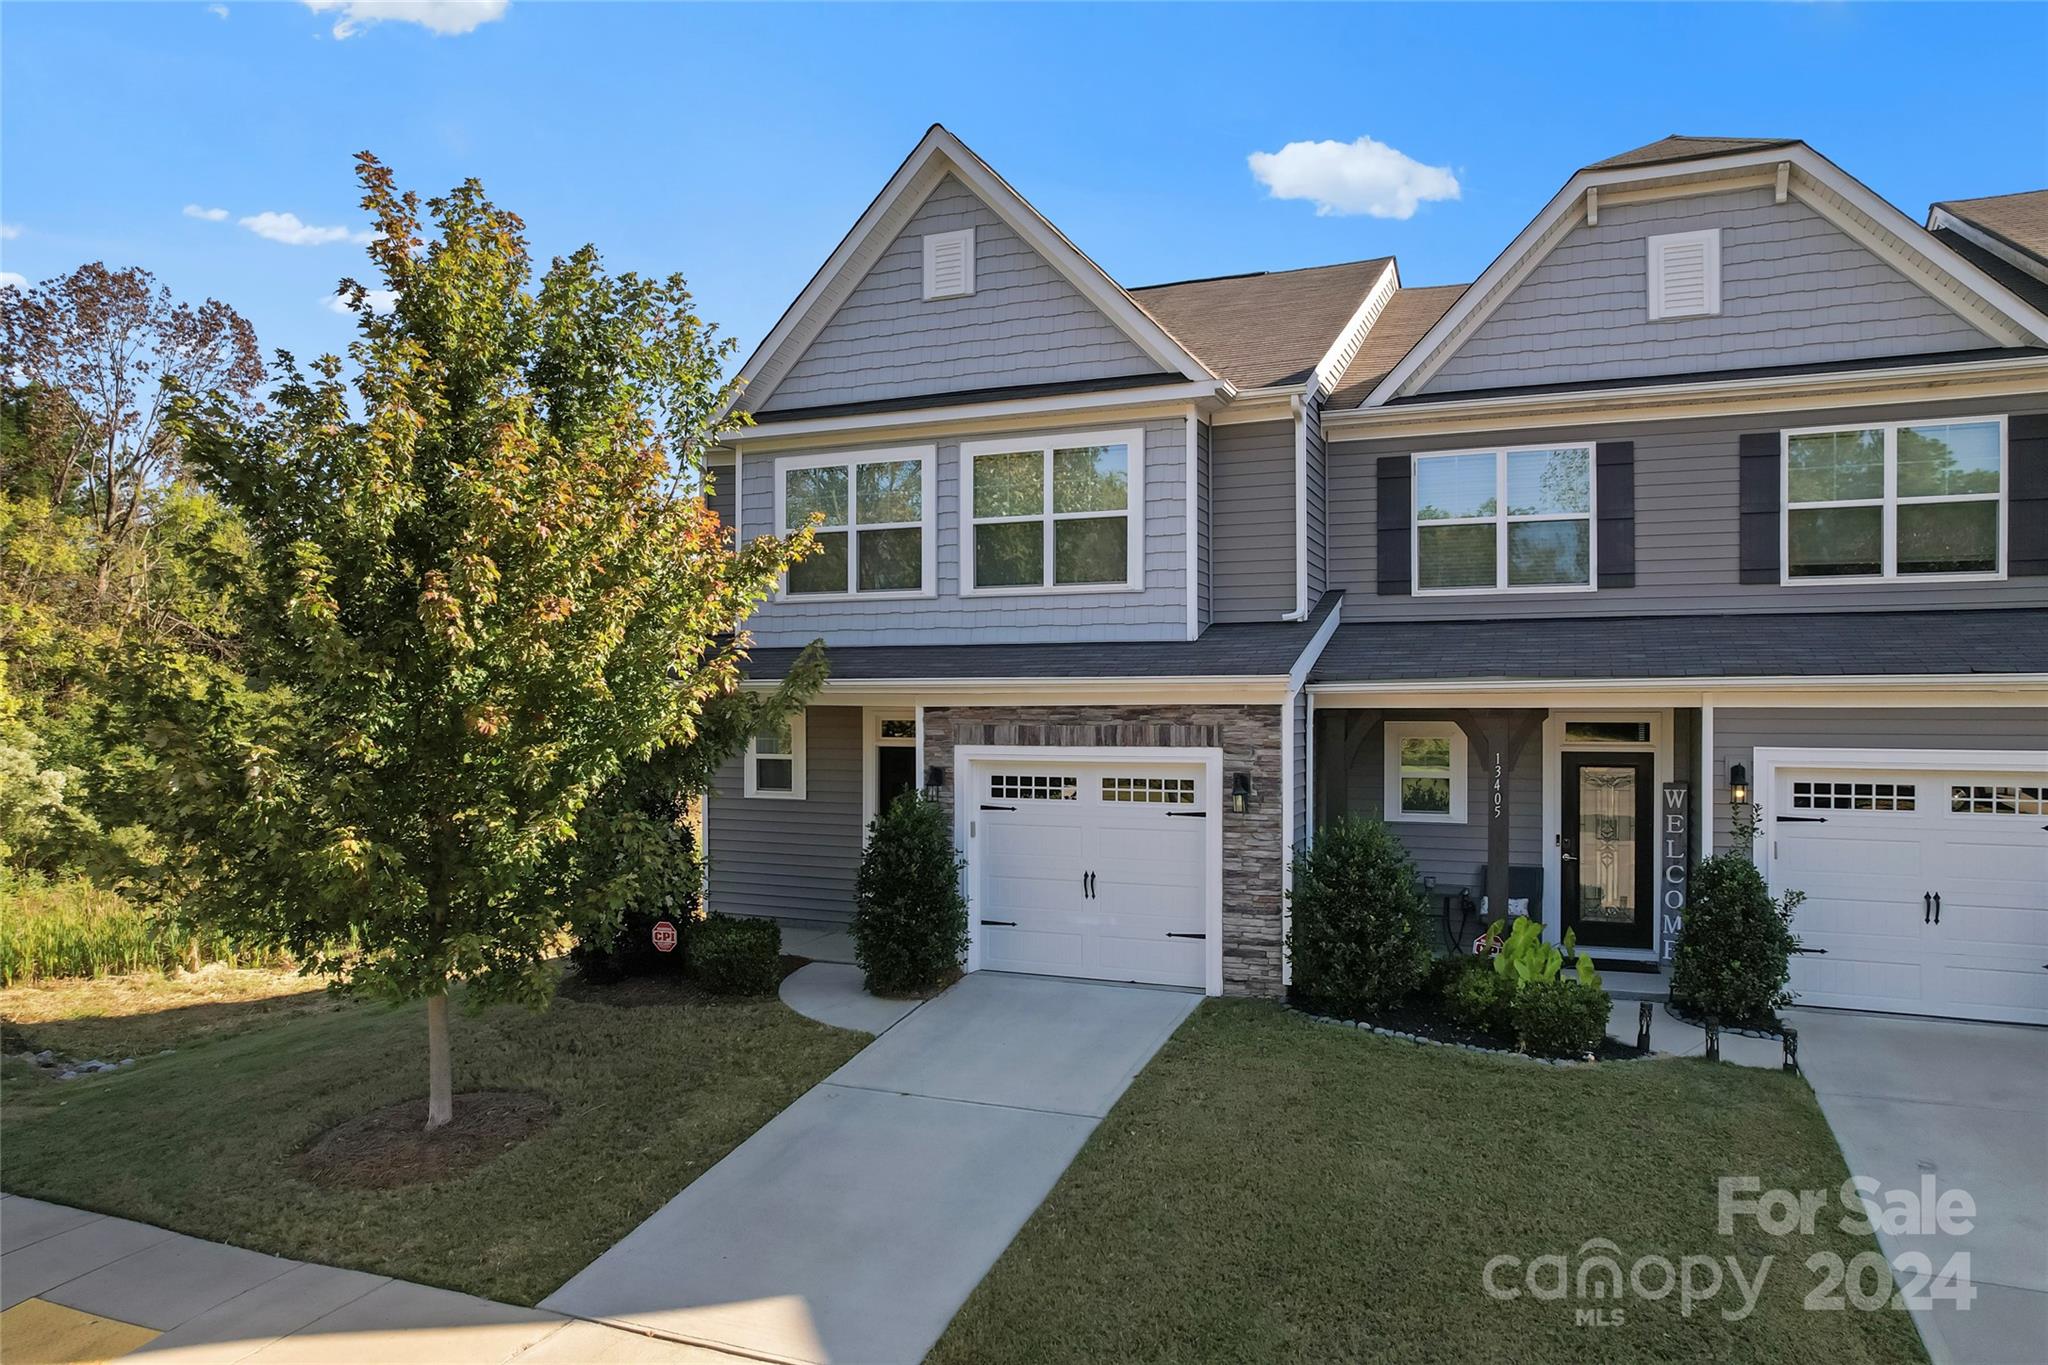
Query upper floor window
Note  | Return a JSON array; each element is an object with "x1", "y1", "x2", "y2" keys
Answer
[
  {"x1": 1783, "y1": 418, "x2": 2003, "y2": 581},
  {"x1": 1413, "y1": 444, "x2": 1593, "y2": 593},
  {"x1": 745, "y1": 712, "x2": 806, "y2": 800},
  {"x1": 777, "y1": 446, "x2": 934, "y2": 598},
  {"x1": 963, "y1": 428, "x2": 1143, "y2": 595}
]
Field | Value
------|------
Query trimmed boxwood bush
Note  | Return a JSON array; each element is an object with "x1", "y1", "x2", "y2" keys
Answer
[
  {"x1": 1440, "y1": 955, "x2": 1513, "y2": 1035},
  {"x1": 1669, "y1": 852, "x2": 1801, "y2": 1025},
  {"x1": 853, "y1": 792, "x2": 968, "y2": 995},
  {"x1": 1511, "y1": 976, "x2": 1613, "y2": 1058},
  {"x1": 1286, "y1": 815, "x2": 1432, "y2": 1017},
  {"x1": 690, "y1": 914, "x2": 782, "y2": 996}
]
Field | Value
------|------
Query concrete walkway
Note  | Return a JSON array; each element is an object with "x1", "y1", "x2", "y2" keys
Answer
[
  {"x1": 1795, "y1": 1010, "x2": 2048, "y2": 1365},
  {"x1": 0, "y1": 1194, "x2": 731, "y2": 1363},
  {"x1": 543, "y1": 971, "x2": 1199, "y2": 1365}
]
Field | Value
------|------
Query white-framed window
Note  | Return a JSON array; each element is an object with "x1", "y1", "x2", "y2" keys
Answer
[
  {"x1": 1647, "y1": 229, "x2": 1722, "y2": 320},
  {"x1": 744, "y1": 712, "x2": 806, "y2": 800},
  {"x1": 1384, "y1": 721, "x2": 1467, "y2": 824},
  {"x1": 776, "y1": 446, "x2": 935, "y2": 599},
  {"x1": 962, "y1": 428, "x2": 1144, "y2": 595},
  {"x1": 1412, "y1": 444, "x2": 1594, "y2": 594},
  {"x1": 1782, "y1": 417, "x2": 2005, "y2": 582}
]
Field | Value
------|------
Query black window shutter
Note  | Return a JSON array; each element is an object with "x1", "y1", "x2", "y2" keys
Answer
[
  {"x1": 1595, "y1": 441, "x2": 1635, "y2": 589},
  {"x1": 1738, "y1": 433, "x2": 1781, "y2": 584},
  {"x1": 2010, "y1": 413, "x2": 2048, "y2": 576},
  {"x1": 1376, "y1": 455, "x2": 1412, "y2": 595}
]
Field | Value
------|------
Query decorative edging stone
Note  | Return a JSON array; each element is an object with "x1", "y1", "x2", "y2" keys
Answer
[{"x1": 1286, "y1": 1005, "x2": 1662, "y2": 1068}]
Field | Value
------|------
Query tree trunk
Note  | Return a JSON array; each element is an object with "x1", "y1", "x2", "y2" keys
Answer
[{"x1": 425, "y1": 992, "x2": 453, "y2": 1131}]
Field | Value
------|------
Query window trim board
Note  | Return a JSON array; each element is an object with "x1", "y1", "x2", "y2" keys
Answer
[
  {"x1": 743, "y1": 710, "x2": 808, "y2": 801},
  {"x1": 1409, "y1": 442, "x2": 1599, "y2": 597},
  {"x1": 1383, "y1": 720, "x2": 1469, "y2": 825}
]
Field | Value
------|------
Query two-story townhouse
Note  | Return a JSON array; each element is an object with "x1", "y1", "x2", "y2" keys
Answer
[{"x1": 702, "y1": 127, "x2": 2048, "y2": 1024}]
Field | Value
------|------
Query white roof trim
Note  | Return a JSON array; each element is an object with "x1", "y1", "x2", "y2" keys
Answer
[
  {"x1": 728, "y1": 126, "x2": 1216, "y2": 420},
  {"x1": 1928, "y1": 205, "x2": 2048, "y2": 288},
  {"x1": 1311, "y1": 259, "x2": 1400, "y2": 393},
  {"x1": 1359, "y1": 144, "x2": 2048, "y2": 408}
]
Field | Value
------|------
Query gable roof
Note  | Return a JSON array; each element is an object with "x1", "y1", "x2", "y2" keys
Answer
[
  {"x1": 1348, "y1": 139, "x2": 2048, "y2": 408},
  {"x1": 727, "y1": 126, "x2": 1223, "y2": 425},
  {"x1": 1584, "y1": 135, "x2": 1798, "y2": 171},
  {"x1": 1931, "y1": 189, "x2": 2048, "y2": 264},
  {"x1": 1127, "y1": 258, "x2": 1395, "y2": 390},
  {"x1": 1326, "y1": 283, "x2": 1468, "y2": 408}
]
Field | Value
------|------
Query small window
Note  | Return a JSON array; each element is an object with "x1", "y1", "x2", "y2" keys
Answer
[
  {"x1": 1790, "y1": 779, "x2": 1915, "y2": 812},
  {"x1": 991, "y1": 773, "x2": 1078, "y2": 801},
  {"x1": 745, "y1": 713, "x2": 806, "y2": 800},
  {"x1": 1784, "y1": 418, "x2": 2004, "y2": 582},
  {"x1": 1647, "y1": 229, "x2": 1721, "y2": 320},
  {"x1": 778, "y1": 447, "x2": 933, "y2": 598},
  {"x1": 1413, "y1": 445, "x2": 1593, "y2": 593},
  {"x1": 1103, "y1": 776, "x2": 1196, "y2": 805},
  {"x1": 1564, "y1": 721, "x2": 1651, "y2": 745},
  {"x1": 923, "y1": 228, "x2": 975, "y2": 300},
  {"x1": 878, "y1": 718, "x2": 917, "y2": 741},
  {"x1": 964, "y1": 429, "x2": 1143, "y2": 594},
  {"x1": 1950, "y1": 784, "x2": 2046, "y2": 816},
  {"x1": 1384, "y1": 722, "x2": 1466, "y2": 824}
]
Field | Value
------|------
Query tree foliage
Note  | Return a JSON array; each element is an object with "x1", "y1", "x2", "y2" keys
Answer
[{"x1": 139, "y1": 154, "x2": 811, "y2": 1121}]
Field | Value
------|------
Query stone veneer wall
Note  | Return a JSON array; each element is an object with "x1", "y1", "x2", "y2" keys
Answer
[{"x1": 920, "y1": 704, "x2": 1287, "y2": 997}]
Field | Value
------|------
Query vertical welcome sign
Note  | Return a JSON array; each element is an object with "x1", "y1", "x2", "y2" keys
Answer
[{"x1": 1660, "y1": 782, "x2": 1690, "y2": 961}]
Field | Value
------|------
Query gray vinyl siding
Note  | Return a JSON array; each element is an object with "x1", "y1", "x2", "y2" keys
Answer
[
  {"x1": 760, "y1": 174, "x2": 1161, "y2": 413},
  {"x1": 1327, "y1": 389, "x2": 2048, "y2": 618},
  {"x1": 1422, "y1": 186, "x2": 1995, "y2": 395},
  {"x1": 1709, "y1": 706, "x2": 2048, "y2": 851},
  {"x1": 1196, "y1": 420, "x2": 1213, "y2": 630},
  {"x1": 739, "y1": 419, "x2": 1188, "y2": 647},
  {"x1": 1305, "y1": 397, "x2": 1327, "y2": 599},
  {"x1": 1320, "y1": 713, "x2": 1544, "y2": 885},
  {"x1": 704, "y1": 459, "x2": 735, "y2": 532},
  {"x1": 1291, "y1": 693, "x2": 1309, "y2": 848},
  {"x1": 707, "y1": 705, "x2": 864, "y2": 924},
  {"x1": 1210, "y1": 420, "x2": 1296, "y2": 623}
]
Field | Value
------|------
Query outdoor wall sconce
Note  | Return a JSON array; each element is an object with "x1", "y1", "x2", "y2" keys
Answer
[
  {"x1": 1229, "y1": 772, "x2": 1253, "y2": 814},
  {"x1": 924, "y1": 765, "x2": 946, "y2": 797},
  {"x1": 1728, "y1": 763, "x2": 1750, "y2": 807}
]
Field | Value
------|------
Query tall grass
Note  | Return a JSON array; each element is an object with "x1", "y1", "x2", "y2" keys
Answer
[{"x1": 0, "y1": 874, "x2": 282, "y2": 986}]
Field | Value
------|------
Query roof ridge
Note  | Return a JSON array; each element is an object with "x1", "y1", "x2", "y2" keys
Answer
[{"x1": 1129, "y1": 255, "x2": 1393, "y2": 293}]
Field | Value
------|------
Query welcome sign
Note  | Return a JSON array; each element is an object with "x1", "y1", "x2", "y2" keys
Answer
[{"x1": 1660, "y1": 782, "x2": 1690, "y2": 961}]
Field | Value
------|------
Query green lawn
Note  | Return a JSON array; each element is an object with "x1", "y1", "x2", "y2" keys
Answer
[
  {"x1": 2, "y1": 974, "x2": 867, "y2": 1305},
  {"x1": 934, "y1": 1001, "x2": 1925, "y2": 1365}
]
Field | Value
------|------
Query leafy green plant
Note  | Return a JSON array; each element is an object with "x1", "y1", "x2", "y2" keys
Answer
[
  {"x1": 1510, "y1": 976, "x2": 1614, "y2": 1058},
  {"x1": 566, "y1": 786, "x2": 700, "y2": 984},
  {"x1": 689, "y1": 914, "x2": 782, "y2": 996},
  {"x1": 1285, "y1": 816, "x2": 1433, "y2": 1017},
  {"x1": 0, "y1": 871, "x2": 281, "y2": 985},
  {"x1": 1439, "y1": 956, "x2": 1512, "y2": 1035},
  {"x1": 853, "y1": 793, "x2": 968, "y2": 995},
  {"x1": 1669, "y1": 853, "x2": 1802, "y2": 1025},
  {"x1": 1484, "y1": 917, "x2": 1602, "y2": 990}
]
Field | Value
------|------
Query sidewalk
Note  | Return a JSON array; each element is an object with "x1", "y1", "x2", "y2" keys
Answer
[{"x1": 0, "y1": 1195, "x2": 732, "y2": 1363}]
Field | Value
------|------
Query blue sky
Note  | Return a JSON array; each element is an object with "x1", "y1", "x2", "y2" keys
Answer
[{"x1": 4, "y1": 2, "x2": 2044, "y2": 375}]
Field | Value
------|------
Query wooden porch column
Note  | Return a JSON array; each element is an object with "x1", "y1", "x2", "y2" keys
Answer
[
  {"x1": 1314, "y1": 708, "x2": 1379, "y2": 826},
  {"x1": 1451, "y1": 709, "x2": 1546, "y2": 928}
]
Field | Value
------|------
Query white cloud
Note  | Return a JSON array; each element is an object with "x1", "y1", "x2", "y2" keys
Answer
[
  {"x1": 184, "y1": 204, "x2": 230, "y2": 221},
  {"x1": 304, "y1": 0, "x2": 508, "y2": 39},
  {"x1": 240, "y1": 211, "x2": 375, "y2": 246},
  {"x1": 0, "y1": 272, "x2": 27, "y2": 292},
  {"x1": 1247, "y1": 135, "x2": 1461, "y2": 219},
  {"x1": 0, "y1": 222, "x2": 21, "y2": 240},
  {"x1": 325, "y1": 288, "x2": 399, "y2": 315},
  {"x1": 207, "y1": 4, "x2": 229, "y2": 18}
]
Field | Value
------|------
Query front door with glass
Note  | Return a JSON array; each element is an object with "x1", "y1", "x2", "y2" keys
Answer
[{"x1": 1560, "y1": 750, "x2": 1656, "y2": 951}]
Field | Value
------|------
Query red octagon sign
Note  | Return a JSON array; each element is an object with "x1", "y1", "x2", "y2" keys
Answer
[{"x1": 651, "y1": 920, "x2": 678, "y2": 953}]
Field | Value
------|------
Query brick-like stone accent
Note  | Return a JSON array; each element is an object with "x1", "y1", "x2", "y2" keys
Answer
[{"x1": 921, "y1": 704, "x2": 1286, "y2": 997}]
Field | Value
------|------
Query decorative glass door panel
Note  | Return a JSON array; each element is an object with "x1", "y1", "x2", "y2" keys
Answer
[{"x1": 1561, "y1": 751, "x2": 1655, "y2": 950}]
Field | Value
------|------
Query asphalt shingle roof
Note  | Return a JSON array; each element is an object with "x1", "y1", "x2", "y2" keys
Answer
[
  {"x1": 1309, "y1": 609, "x2": 2048, "y2": 684},
  {"x1": 743, "y1": 594, "x2": 1340, "y2": 683},
  {"x1": 1325, "y1": 283, "x2": 1468, "y2": 408},
  {"x1": 1128, "y1": 259, "x2": 1395, "y2": 390},
  {"x1": 1934, "y1": 189, "x2": 2048, "y2": 266},
  {"x1": 1584, "y1": 136, "x2": 1800, "y2": 172}
]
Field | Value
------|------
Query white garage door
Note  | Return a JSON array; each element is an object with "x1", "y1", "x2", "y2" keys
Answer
[
  {"x1": 972, "y1": 761, "x2": 1210, "y2": 989},
  {"x1": 1772, "y1": 764, "x2": 2048, "y2": 1024}
]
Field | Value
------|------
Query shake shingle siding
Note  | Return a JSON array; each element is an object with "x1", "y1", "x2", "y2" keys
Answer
[
  {"x1": 739, "y1": 419, "x2": 1190, "y2": 647},
  {"x1": 1209, "y1": 420, "x2": 1295, "y2": 623},
  {"x1": 1421, "y1": 187, "x2": 1995, "y2": 395},
  {"x1": 760, "y1": 175, "x2": 1161, "y2": 412},
  {"x1": 707, "y1": 706, "x2": 864, "y2": 925}
]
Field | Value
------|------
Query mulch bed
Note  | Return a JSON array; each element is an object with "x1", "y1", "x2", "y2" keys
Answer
[
  {"x1": 555, "y1": 954, "x2": 811, "y2": 1008},
  {"x1": 1306, "y1": 997, "x2": 1647, "y2": 1064},
  {"x1": 295, "y1": 1090, "x2": 553, "y2": 1189}
]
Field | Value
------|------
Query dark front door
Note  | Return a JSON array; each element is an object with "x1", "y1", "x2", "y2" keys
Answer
[
  {"x1": 876, "y1": 745, "x2": 918, "y2": 821},
  {"x1": 1560, "y1": 751, "x2": 1656, "y2": 950}
]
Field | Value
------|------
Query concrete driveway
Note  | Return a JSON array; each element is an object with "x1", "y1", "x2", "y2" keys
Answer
[
  {"x1": 543, "y1": 971, "x2": 1199, "y2": 1365},
  {"x1": 1795, "y1": 1009, "x2": 2048, "y2": 1365}
]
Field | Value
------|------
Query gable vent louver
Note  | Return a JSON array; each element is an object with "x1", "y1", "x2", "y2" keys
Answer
[
  {"x1": 1647, "y1": 228, "x2": 1721, "y2": 320},
  {"x1": 922, "y1": 228, "x2": 975, "y2": 301}
]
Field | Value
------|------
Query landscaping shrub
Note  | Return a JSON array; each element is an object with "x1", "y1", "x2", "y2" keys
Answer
[
  {"x1": 689, "y1": 915, "x2": 782, "y2": 996},
  {"x1": 1440, "y1": 956, "x2": 1512, "y2": 1034},
  {"x1": 1511, "y1": 976, "x2": 1613, "y2": 1058},
  {"x1": 1285, "y1": 816, "x2": 1432, "y2": 1017},
  {"x1": 567, "y1": 799, "x2": 700, "y2": 984},
  {"x1": 853, "y1": 792, "x2": 968, "y2": 995},
  {"x1": 1669, "y1": 853, "x2": 1801, "y2": 1025}
]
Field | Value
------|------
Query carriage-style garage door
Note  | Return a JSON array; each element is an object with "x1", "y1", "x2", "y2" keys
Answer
[
  {"x1": 971, "y1": 760, "x2": 1212, "y2": 990},
  {"x1": 1771, "y1": 759, "x2": 2048, "y2": 1024}
]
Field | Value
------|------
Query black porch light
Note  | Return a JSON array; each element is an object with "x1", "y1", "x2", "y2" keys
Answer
[
  {"x1": 1729, "y1": 763, "x2": 1750, "y2": 807},
  {"x1": 1230, "y1": 771, "x2": 1252, "y2": 815},
  {"x1": 924, "y1": 764, "x2": 947, "y2": 797}
]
